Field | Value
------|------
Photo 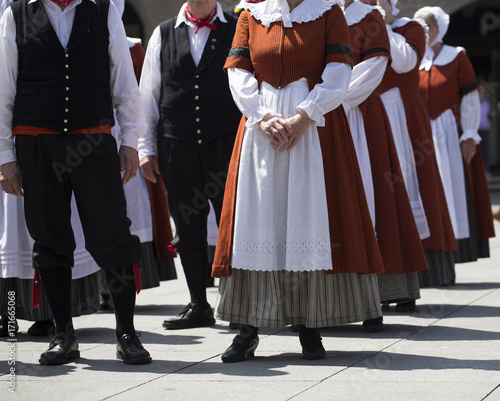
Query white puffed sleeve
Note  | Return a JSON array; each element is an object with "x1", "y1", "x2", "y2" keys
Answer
[
  {"x1": 227, "y1": 68, "x2": 274, "y2": 128},
  {"x1": 297, "y1": 62, "x2": 352, "y2": 126},
  {"x1": 343, "y1": 56, "x2": 389, "y2": 114},
  {"x1": 460, "y1": 90, "x2": 482, "y2": 143},
  {"x1": 387, "y1": 26, "x2": 417, "y2": 74}
]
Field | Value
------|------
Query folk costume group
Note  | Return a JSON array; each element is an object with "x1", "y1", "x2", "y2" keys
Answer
[{"x1": 0, "y1": 0, "x2": 495, "y2": 366}]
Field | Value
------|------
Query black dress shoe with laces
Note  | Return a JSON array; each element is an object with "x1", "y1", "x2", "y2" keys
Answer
[
  {"x1": 299, "y1": 325, "x2": 326, "y2": 360},
  {"x1": 163, "y1": 303, "x2": 216, "y2": 330},
  {"x1": 39, "y1": 333, "x2": 80, "y2": 365},
  {"x1": 222, "y1": 325, "x2": 259, "y2": 363},
  {"x1": 116, "y1": 333, "x2": 152, "y2": 365}
]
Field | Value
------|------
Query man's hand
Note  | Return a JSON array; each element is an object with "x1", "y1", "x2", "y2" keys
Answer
[
  {"x1": 259, "y1": 113, "x2": 292, "y2": 149},
  {"x1": 461, "y1": 138, "x2": 477, "y2": 164},
  {"x1": 139, "y1": 155, "x2": 160, "y2": 184},
  {"x1": 119, "y1": 145, "x2": 139, "y2": 184},
  {"x1": 0, "y1": 161, "x2": 23, "y2": 197}
]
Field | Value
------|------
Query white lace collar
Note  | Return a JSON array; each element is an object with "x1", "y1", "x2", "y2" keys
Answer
[
  {"x1": 249, "y1": 0, "x2": 343, "y2": 28},
  {"x1": 420, "y1": 45, "x2": 464, "y2": 71},
  {"x1": 344, "y1": 1, "x2": 383, "y2": 27}
]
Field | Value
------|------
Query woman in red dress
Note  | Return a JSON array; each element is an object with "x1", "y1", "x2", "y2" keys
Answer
[
  {"x1": 343, "y1": 0, "x2": 427, "y2": 329},
  {"x1": 415, "y1": 6, "x2": 495, "y2": 264},
  {"x1": 213, "y1": 0, "x2": 384, "y2": 362},
  {"x1": 375, "y1": 0, "x2": 457, "y2": 288}
]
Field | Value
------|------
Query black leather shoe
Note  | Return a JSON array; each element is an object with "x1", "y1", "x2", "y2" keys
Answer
[
  {"x1": 116, "y1": 333, "x2": 152, "y2": 365},
  {"x1": 0, "y1": 316, "x2": 18, "y2": 337},
  {"x1": 39, "y1": 333, "x2": 80, "y2": 365},
  {"x1": 396, "y1": 301, "x2": 416, "y2": 313},
  {"x1": 28, "y1": 320, "x2": 55, "y2": 337},
  {"x1": 222, "y1": 334, "x2": 259, "y2": 363},
  {"x1": 163, "y1": 303, "x2": 216, "y2": 330},
  {"x1": 299, "y1": 326, "x2": 326, "y2": 360},
  {"x1": 362, "y1": 317, "x2": 384, "y2": 332}
]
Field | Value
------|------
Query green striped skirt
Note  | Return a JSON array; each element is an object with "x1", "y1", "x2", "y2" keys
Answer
[
  {"x1": 216, "y1": 269, "x2": 381, "y2": 328},
  {"x1": 377, "y1": 272, "x2": 420, "y2": 303}
]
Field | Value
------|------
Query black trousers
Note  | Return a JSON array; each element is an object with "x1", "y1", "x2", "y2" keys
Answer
[
  {"x1": 15, "y1": 134, "x2": 141, "y2": 270},
  {"x1": 158, "y1": 135, "x2": 235, "y2": 252},
  {"x1": 158, "y1": 134, "x2": 235, "y2": 305}
]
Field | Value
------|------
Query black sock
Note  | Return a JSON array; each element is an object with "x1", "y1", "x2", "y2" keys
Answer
[
  {"x1": 38, "y1": 267, "x2": 74, "y2": 337},
  {"x1": 179, "y1": 248, "x2": 209, "y2": 307},
  {"x1": 104, "y1": 265, "x2": 136, "y2": 338}
]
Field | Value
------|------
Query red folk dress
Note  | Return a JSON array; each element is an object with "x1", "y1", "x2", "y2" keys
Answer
[
  {"x1": 346, "y1": 4, "x2": 427, "y2": 303},
  {"x1": 377, "y1": 20, "x2": 456, "y2": 254},
  {"x1": 419, "y1": 46, "x2": 495, "y2": 262},
  {"x1": 213, "y1": 0, "x2": 384, "y2": 328}
]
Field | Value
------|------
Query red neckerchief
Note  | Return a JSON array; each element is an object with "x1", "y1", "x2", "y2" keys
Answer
[
  {"x1": 50, "y1": 0, "x2": 76, "y2": 5},
  {"x1": 185, "y1": 4, "x2": 218, "y2": 34}
]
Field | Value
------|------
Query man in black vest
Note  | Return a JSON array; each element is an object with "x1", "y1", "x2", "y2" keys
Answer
[
  {"x1": 0, "y1": 0, "x2": 151, "y2": 365},
  {"x1": 139, "y1": 0, "x2": 241, "y2": 329}
]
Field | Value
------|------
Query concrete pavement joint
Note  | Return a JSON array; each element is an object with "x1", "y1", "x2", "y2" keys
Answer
[{"x1": 482, "y1": 384, "x2": 500, "y2": 400}]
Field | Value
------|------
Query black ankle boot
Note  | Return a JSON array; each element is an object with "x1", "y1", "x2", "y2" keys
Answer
[
  {"x1": 221, "y1": 325, "x2": 259, "y2": 363},
  {"x1": 299, "y1": 325, "x2": 325, "y2": 360}
]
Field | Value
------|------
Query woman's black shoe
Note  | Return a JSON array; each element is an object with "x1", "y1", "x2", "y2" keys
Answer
[
  {"x1": 116, "y1": 333, "x2": 152, "y2": 365},
  {"x1": 362, "y1": 316, "x2": 384, "y2": 332},
  {"x1": 39, "y1": 333, "x2": 80, "y2": 365},
  {"x1": 299, "y1": 325, "x2": 325, "y2": 360},
  {"x1": 396, "y1": 300, "x2": 416, "y2": 313},
  {"x1": 222, "y1": 325, "x2": 259, "y2": 363}
]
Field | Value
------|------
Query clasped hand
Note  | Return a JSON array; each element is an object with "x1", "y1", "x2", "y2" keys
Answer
[{"x1": 259, "y1": 111, "x2": 312, "y2": 152}]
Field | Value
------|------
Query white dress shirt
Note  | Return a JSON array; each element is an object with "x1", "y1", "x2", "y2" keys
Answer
[
  {"x1": 138, "y1": 2, "x2": 227, "y2": 160},
  {"x1": 0, "y1": 0, "x2": 146, "y2": 166}
]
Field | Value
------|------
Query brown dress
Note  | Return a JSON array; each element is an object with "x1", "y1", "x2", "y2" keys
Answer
[
  {"x1": 213, "y1": 4, "x2": 383, "y2": 328},
  {"x1": 419, "y1": 48, "x2": 495, "y2": 263},
  {"x1": 349, "y1": 8, "x2": 427, "y2": 303},
  {"x1": 377, "y1": 20, "x2": 457, "y2": 287}
]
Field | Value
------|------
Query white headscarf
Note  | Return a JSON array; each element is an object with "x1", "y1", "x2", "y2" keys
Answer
[
  {"x1": 390, "y1": 0, "x2": 399, "y2": 17},
  {"x1": 112, "y1": 0, "x2": 125, "y2": 18},
  {"x1": 415, "y1": 6, "x2": 450, "y2": 45}
]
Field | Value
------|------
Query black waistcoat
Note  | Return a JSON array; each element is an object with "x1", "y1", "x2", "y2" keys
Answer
[
  {"x1": 158, "y1": 14, "x2": 241, "y2": 147},
  {"x1": 11, "y1": 0, "x2": 114, "y2": 133}
]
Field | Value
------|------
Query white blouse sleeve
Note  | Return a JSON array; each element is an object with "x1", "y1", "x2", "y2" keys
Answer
[
  {"x1": 107, "y1": 2, "x2": 146, "y2": 151},
  {"x1": 227, "y1": 68, "x2": 274, "y2": 128},
  {"x1": 138, "y1": 26, "x2": 162, "y2": 160},
  {"x1": 460, "y1": 90, "x2": 482, "y2": 143},
  {"x1": 297, "y1": 62, "x2": 352, "y2": 127},
  {"x1": 0, "y1": 8, "x2": 17, "y2": 166},
  {"x1": 387, "y1": 26, "x2": 417, "y2": 74},
  {"x1": 342, "y1": 56, "x2": 389, "y2": 114}
]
